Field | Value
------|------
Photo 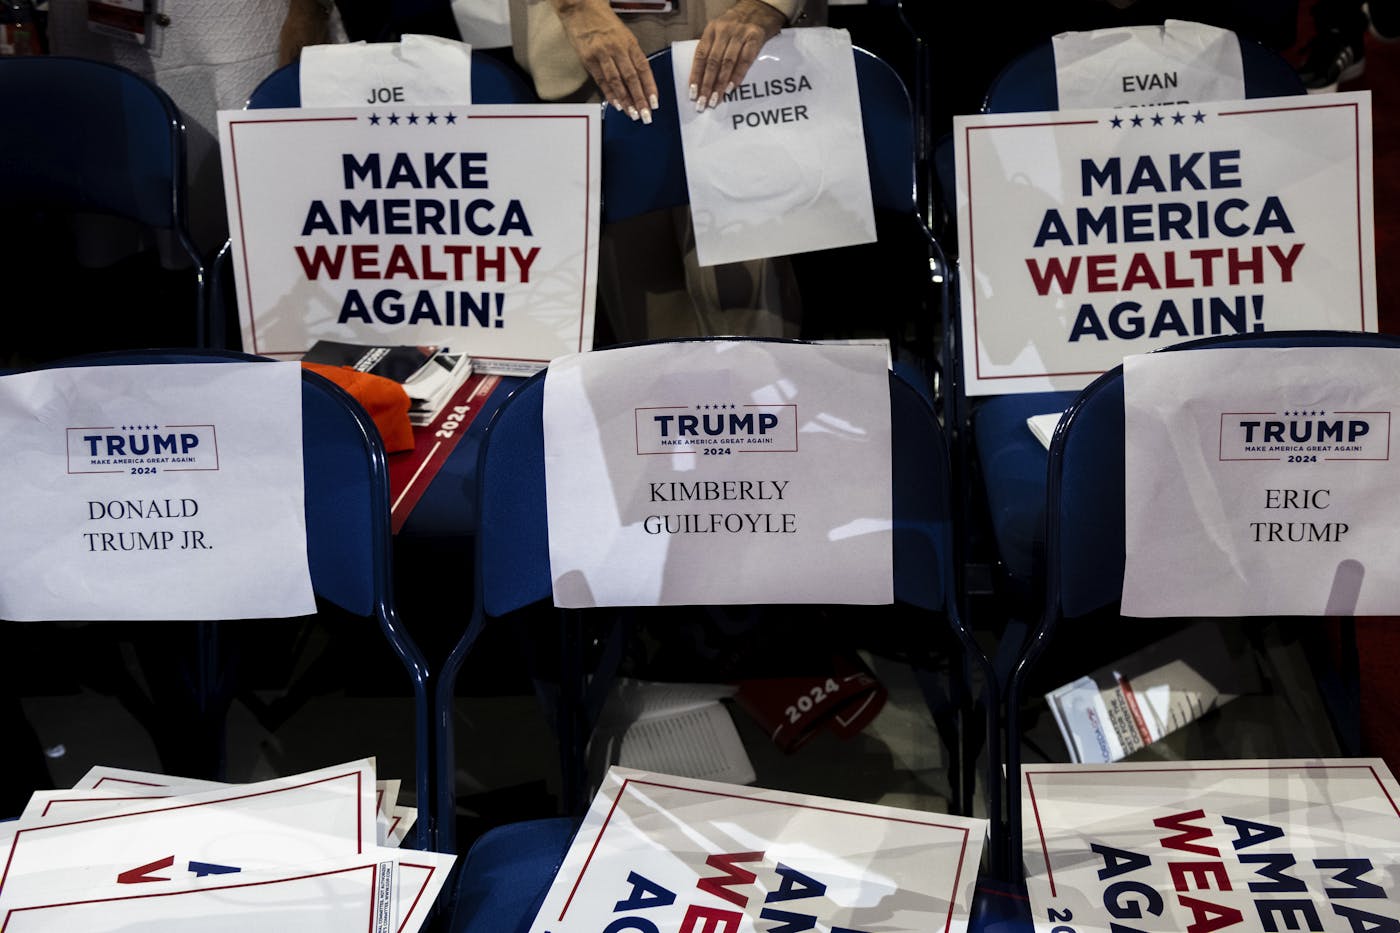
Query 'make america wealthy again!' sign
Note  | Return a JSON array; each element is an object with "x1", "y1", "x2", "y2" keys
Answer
[
  {"x1": 219, "y1": 105, "x2": 599, "y2": 375},
  {"x1": 954, "y1": 93, "x2": 1375, "y2": 395}
]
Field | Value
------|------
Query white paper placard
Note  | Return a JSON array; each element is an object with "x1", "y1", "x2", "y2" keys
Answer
[
  {"x1": 543, "y1": 341, "x2": 892, "y2": 607},
  {"x1": 0, "y1": 760, "x2": 378, "y2": 906},
  {"x1": 219, "y1": 104, "x2": 600, "y2": 376},
  {"x1": 0, "y1": 363, "x2": 315, "y2": 621},
  {"x1": 529, "y1": 767, "x2": 986, "y2": 933},
  {"x1": 0, "y1": 850, "x2": 456, "y2": 933},
  {"x1": 1022, "y1": 759, "x2": 1400, "y2": 933},
  {"x1": 300, "y1": 34, "x2": 473, "y2": 108},
  {"x1": 1053, "y1": 19, "x2": 1246, "y2": 110},
  {"x1": 671, "y1": 28, "x2": 876, "y2": 267},
  {"x1": 1121, "y1": 346, "x2": 1400, "y2": 617},
  {"x1": 954, "y1": 92, "x2": 1375, "y2": 396}
]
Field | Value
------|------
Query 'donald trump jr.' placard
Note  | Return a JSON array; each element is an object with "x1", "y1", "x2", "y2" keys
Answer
[
  {"x1": 219, "y1": 104, "x2": 599, "y2": 375},
  {"x1": 955, "y1": 92, "x2": 1374, "y2": 396},
  {"x1": 0, "y1": 362, "x2": 314, "y2": 621}
]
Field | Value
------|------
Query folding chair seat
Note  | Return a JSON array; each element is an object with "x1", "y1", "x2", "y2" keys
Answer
[
  {"x1": 433, "y1": 338, "x2": 999, "y2": 926},
  {"x1": 1002, "y1": 329, "x2": 1400, "y2": 878},
  {"x1": 1, "y1": 349, "x2": 433, "y2": 848},
  {"x1": 0, "y1": 57, "x2": 207, "y2": 358},
  {"x1": 601, "y1": 47, "x2": 947, "y2": 404}
]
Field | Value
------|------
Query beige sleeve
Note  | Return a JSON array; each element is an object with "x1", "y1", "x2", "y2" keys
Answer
[{"x1": 752, "y1": 0, "x2": 805, "y2": 24}]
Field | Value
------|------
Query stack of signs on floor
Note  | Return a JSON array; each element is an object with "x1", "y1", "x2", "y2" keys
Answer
[
  {"x1": 529, "y1": 767, "x2": 986, "y2": 933},
  {"x1": 0, "y1": 759, "x2": 453, "y2": 931},
  {"x1": 1021, "y1": 759, "x2": 1400, "y2": 933}
]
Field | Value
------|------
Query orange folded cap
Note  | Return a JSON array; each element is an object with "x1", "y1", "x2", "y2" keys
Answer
[{"x1": 301, "y1": 362, "x2": 415, "y2": 453}]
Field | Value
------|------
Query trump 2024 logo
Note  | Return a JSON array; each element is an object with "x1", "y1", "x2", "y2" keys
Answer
[
  {"x1": 1218, "y1": 409, "x2": 1391, "y2": 462},
  {"x1": 633, "y1": 403, "x2": 798, "y2": 456},
  {"x1": 66, "y1": 423, "x2": 221, "y2": 475}
]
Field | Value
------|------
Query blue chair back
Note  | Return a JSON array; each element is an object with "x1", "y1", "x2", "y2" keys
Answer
[
  {"x1": 0, "y1": 56, "x2": 190, "y2": 230},
  {"x1": 603, "y1": 47, "x2": 915, "y2": 224},
  {"x1": 0, "y1": 56, "x2": 205, "y2": 346},
  {"x1": 246, "y1": 54, "x2": 538, "y2": 108},
  {"x1": 41, "y1": 348, "x2": 432, "y2": 848}
]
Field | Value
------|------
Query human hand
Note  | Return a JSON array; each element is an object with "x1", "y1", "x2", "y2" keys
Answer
[
  {"x1": 277, "y1": 0, "x2": 332, "y2": 67},
  {"x1": 689, "y1": 0, "x2": 786, "y2": 110},
  {"x1": 556, "y1": 0, "x2": 659, "y2": 122}
]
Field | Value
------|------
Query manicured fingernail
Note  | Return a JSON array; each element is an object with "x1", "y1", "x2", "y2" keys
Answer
[
  {"x1": 641, "y1": 108, "x2": 654, "y2": 124},
  {"x1": 688, "y1": 83, "x2": 697, "y2": 101},
  {"x1": 708, "y1": 91, "x2": 720, "y2": 108},
  {"x1": 649, "y1": 93, "x2": 660, "y2": 110},
  {"x1": 612, "y1": 99, "x2": 624, "y2": 112},
  {"x1": 725, "y1": 83, "x2": 734, "y2": 94},
  {"x1": 695, "y1": 97, "x2": 707, "y2": 112},
  {"x1": 627, "y1": 106, "x2": 640, "y2": 121}
]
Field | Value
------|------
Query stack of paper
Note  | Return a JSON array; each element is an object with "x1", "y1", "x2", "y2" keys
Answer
[
  {"x1": 0, "y1": 759, "x2": 454, "y2": 932},
  {"x1": 588, "y1": 680, "x2": 755, "y2": 788}
]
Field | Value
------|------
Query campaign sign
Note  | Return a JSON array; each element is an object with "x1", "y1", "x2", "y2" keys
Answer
[
  {"x1": 218, "y1": 104, "x2": 599, "y2": 375},
  {"x1": 954, "y1": 93, "x2": 1375, "y2": 396},
  {"x1": 543, "y1": 341, "x2": 892, "y2": 607},
  {"x1": 529, "y1": 767, "x2": 986, "y2": 933},
  {"x1": 1022, "y1": 759, "x2": 1400, "y2": 933},
  {"x1": 0, "y1": 362, "x2": 315, "y2": 621},
  {"x1": 1122, "y1": 347, "x2": 1400, "y2": 616}
]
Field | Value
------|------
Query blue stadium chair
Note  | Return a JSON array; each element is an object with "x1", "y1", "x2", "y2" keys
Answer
[
  {"x1": 1002, "y1": 330, "x2": 1400, "y2": 879},
  {"x1": 15, "y1": 349, "x2": 434, "y2": 849},
  {"x1": 601, "y1": 47, "x2": 947, "y2": 402},
  {"x1": 0, "y1": 57, "x2": 206, "y2": 353},
  {"x1": 942, "y1": 27, "x2": 1307, "y2": 713},
  {"x1": 433, "y1": 338, "x2": 999, "y2": 925}
]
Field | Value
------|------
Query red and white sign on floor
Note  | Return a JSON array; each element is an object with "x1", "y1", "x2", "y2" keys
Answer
[
  {"x1": 531, "y1": 767, "x2": 986, "y2": 933},
  {"x1": 1022, "y1": 759, "x2": 1400, "y2": 933}
]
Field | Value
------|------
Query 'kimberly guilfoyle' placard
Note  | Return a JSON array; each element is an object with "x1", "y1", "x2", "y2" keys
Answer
[
  {"x1": 218, "y1": 104, "x2": 599, "y2": 375},
  {"x1": 542, "y1": 341, "x2": 892, "y2": 607},
  {"x1": 954, "y1": 92, "x2": 1375, "y2": 396}
]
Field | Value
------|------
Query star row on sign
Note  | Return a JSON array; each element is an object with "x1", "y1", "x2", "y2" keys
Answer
[
  {"x1": 1109, "y1": 110, "x2": 1206, "y2": 128},
  {"x1": 366, "y1": 112, "x2": 458, "y2": 126}
]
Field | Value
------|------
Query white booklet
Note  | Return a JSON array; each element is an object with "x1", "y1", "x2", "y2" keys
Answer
[
  {"x1": 528, "y1": 767, "x2": 986, "y2": 932},
  {"x1": 1021, "y1": 758, "x2": 1400, "y2": 933}
]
